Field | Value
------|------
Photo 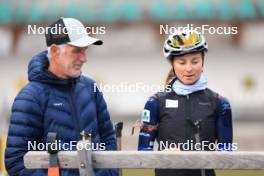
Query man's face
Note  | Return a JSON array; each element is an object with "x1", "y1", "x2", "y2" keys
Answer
[
  {"x1": 172, "y1": 52, "x2": 203, "y2": 85},
  {"x1": 54, "y1": 44, "x2": 88, "y2": 79}
]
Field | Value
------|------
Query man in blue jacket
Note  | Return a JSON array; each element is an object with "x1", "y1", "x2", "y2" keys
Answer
[{"x1": 5, "y1": 17, "x2": 118, "y2": 176}]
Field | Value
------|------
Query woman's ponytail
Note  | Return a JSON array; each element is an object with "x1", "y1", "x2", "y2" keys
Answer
[{"x1": 165, "y1": 68, "x2": 176, "y2": 86}]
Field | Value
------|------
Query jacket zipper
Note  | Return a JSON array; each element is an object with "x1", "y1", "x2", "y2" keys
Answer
[
  {"x1": 185, "y1": 94, "x2": 192, "y2": 147},
  {"x1": 69, "y1": 80, "x2": 81, "y2": 139}
]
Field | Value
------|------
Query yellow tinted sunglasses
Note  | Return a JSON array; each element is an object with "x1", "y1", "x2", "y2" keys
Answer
[{"x1": 170, "y1": 32, "x2": 202, "y2": 50}]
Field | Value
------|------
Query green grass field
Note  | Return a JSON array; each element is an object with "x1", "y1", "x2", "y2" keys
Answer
[{"x1": 122, "y1": 169, "x2": 264, "y2": 176}]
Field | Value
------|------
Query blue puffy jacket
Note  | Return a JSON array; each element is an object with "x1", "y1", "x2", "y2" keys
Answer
[{"x1": 5, "y1": 51, "x2": 118, "y2": 176}]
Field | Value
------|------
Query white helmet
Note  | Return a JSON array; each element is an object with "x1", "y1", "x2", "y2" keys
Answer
[{"x1": 163, "y1": 30, "x2": 208, "y2": 59}]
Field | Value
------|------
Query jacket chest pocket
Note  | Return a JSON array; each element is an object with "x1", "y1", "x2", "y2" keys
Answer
[{"x1": 192, "y1": 100, "x2": 215, "y2": 120}]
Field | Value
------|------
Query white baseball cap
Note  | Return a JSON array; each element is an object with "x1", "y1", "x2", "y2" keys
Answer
[{"x1": 45, "y1": 17, "x2": 103, "y2": 47}]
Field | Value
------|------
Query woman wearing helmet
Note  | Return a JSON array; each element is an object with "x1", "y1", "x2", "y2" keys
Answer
[{"x1": 138, "y1": 30, "x2": 233, "y2": 176}]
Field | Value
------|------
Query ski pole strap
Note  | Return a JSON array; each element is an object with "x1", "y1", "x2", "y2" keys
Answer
[
  {"x1": 115, "y1": 122, "x2": 123, "y2": 176},
  {"x1": 115, "y1": 122, "x2": 123, "y2": 138},
  {"x1": 47, "y1": 132, "x2": 60, "y2": 176}
]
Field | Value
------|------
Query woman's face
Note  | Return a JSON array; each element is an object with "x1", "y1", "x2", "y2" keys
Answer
[{"x1": 172, "y1": 52, "x2": 203, "y2": 85}]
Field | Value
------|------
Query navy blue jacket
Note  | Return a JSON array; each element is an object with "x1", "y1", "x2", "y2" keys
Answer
[
  {"x1": 138, "y1": 93, "x2": 233, "y2": 151},
  {"x1": 5, "y1": 51, "x2": 118, "y2": 176}
]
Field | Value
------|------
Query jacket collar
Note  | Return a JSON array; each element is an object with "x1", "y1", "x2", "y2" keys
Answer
[{"x1": 28, "y1": 51, "x2": 80, "y2": 85}]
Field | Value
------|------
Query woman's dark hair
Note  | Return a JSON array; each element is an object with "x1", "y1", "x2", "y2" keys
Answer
[{"x1": 165, "y1": 51, "x2": 205, "y2": 86}]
